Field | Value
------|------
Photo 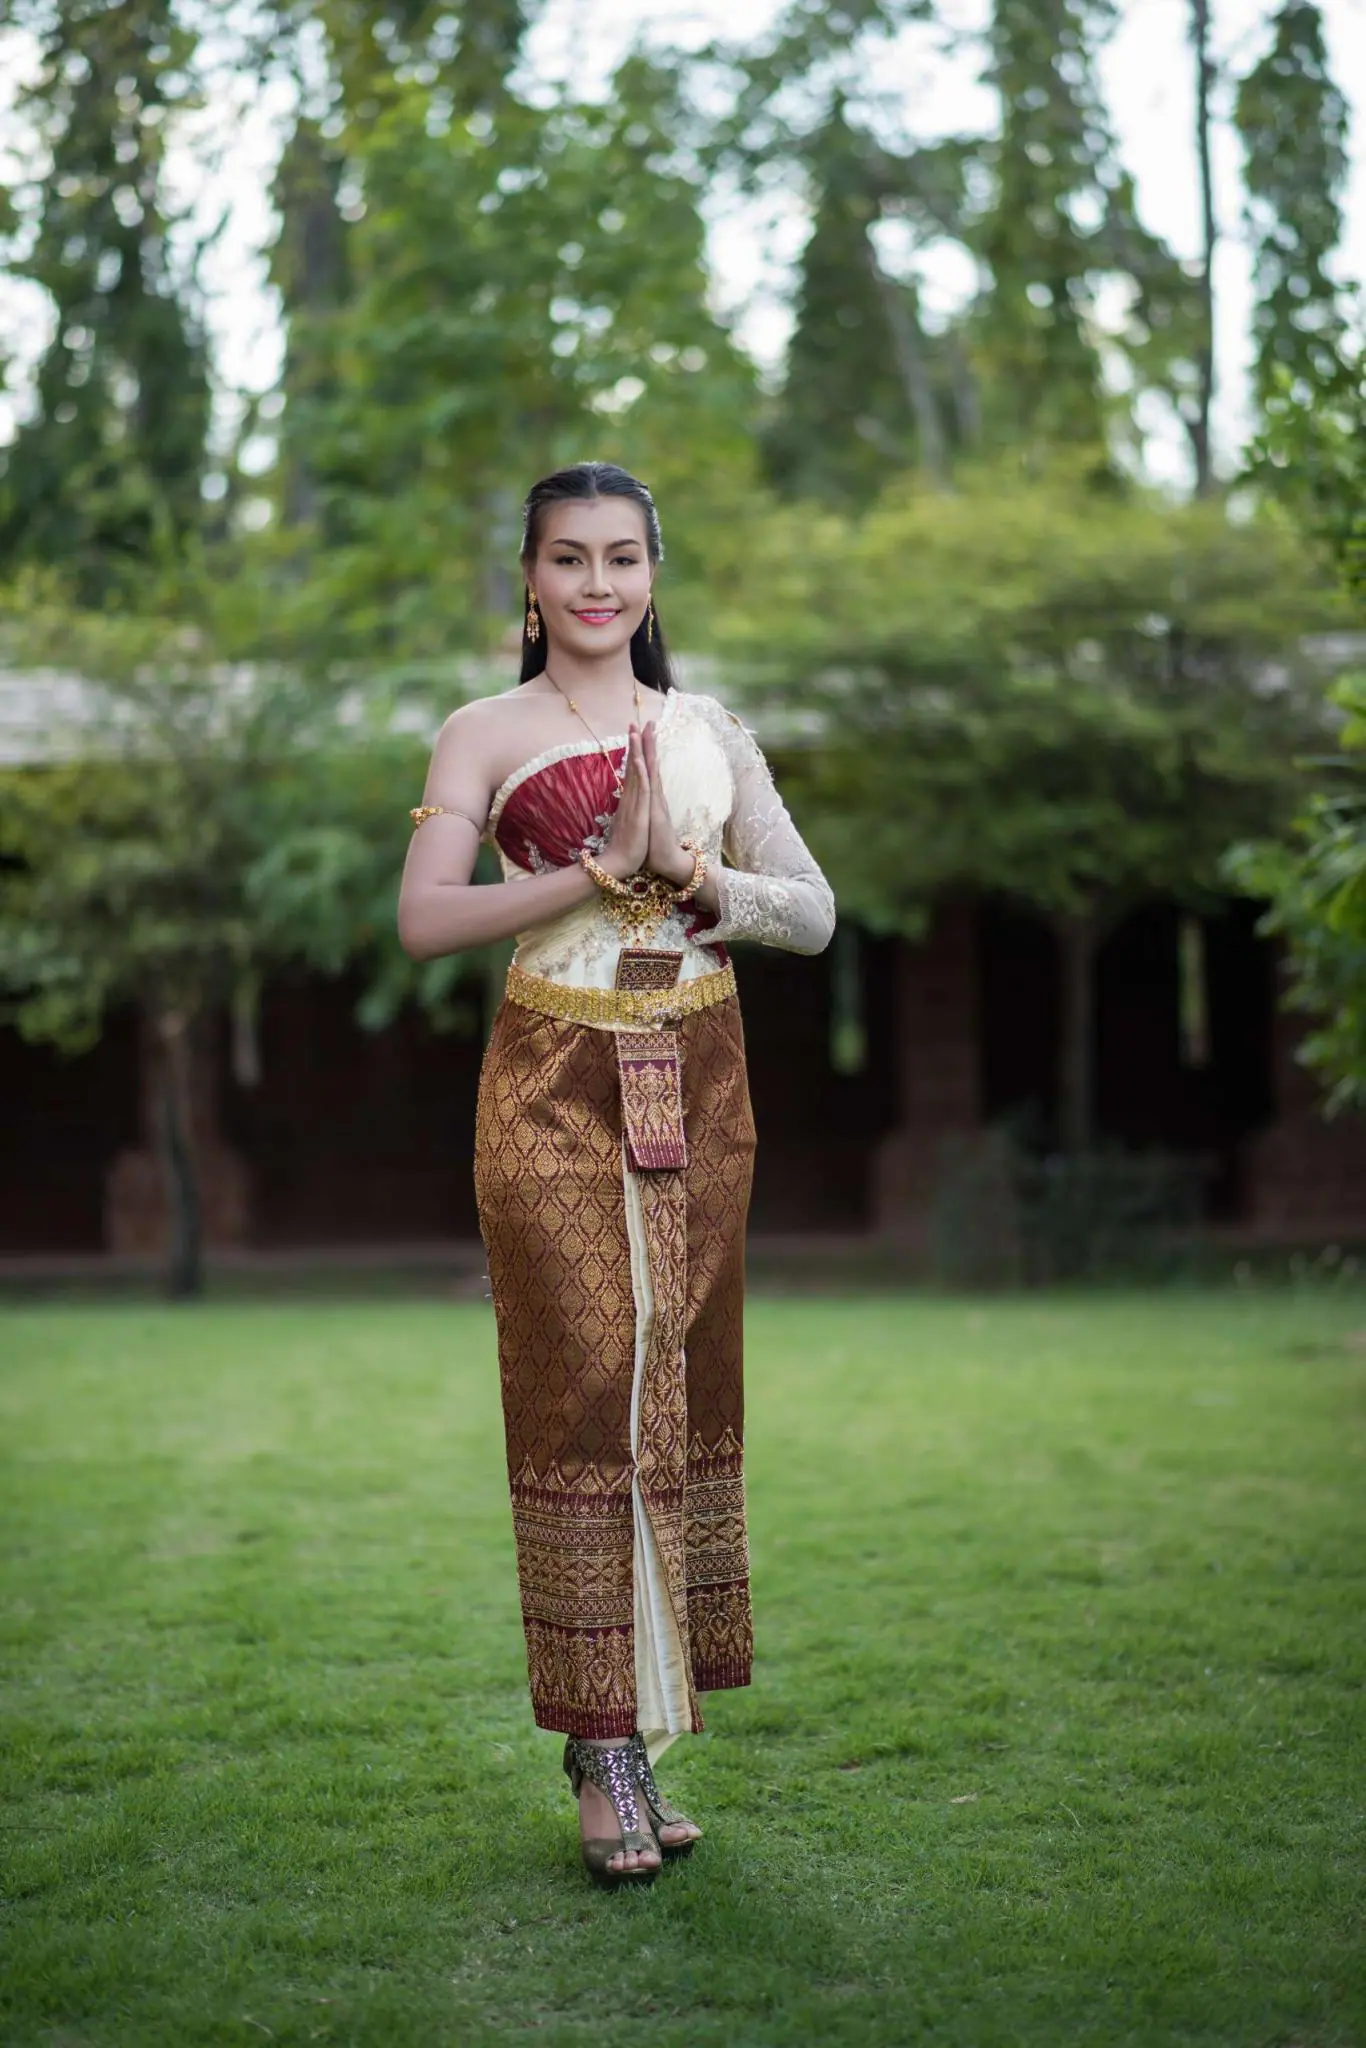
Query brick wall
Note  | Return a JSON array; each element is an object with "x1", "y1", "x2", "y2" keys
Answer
[{"x1": 1241, "y1": 978, "x2": 1366, "y2": 1242}]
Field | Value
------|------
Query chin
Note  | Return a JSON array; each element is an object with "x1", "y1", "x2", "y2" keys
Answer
[{"x1": 565, "y1": 625, "x2": 636, "y2": 657}]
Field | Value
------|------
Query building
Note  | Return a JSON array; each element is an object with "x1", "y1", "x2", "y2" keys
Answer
[
  {"x1": 4, "y1": 659, "x2": 1364, "y2": 1271},
  {"x1": 3, "y1": 897, "x2": 1364, "y2": 1267}
]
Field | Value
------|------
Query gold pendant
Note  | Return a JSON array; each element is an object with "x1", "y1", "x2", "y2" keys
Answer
[{"x1": 602, "y1": 881, "x2": 670, "y2": 943}]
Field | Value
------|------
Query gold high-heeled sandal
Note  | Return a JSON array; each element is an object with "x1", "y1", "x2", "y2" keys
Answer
[
  {"x1": 627, "y1": 1732, "x2": 701, "y2": 1860},
  {"x1": 563, "y1": 1737, "x2": 661, "y2": 1889}
]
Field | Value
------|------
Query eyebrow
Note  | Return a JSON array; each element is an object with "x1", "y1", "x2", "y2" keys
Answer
[{"x1": 547, "y1": 535, "x2": 643, "y2": 550}]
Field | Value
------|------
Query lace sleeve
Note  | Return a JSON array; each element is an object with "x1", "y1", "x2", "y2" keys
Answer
[{"x1": 702, "y1": 703, "x2": 836, "y2": 955}]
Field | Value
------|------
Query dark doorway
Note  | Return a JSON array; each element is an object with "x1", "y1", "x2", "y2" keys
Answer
[
  {"x1": 733, "y1": 931, "x2": 898, "y2": 1231},
  {"x1": 978, "y1": 898, "x2": 1275, "y2": 1219},
  {"x1": 221, "y1": 972, "x2": 485, "y2": 1245},
  {"x1": 0, "y1": 1009, "x2": 140, "y2": 1251}
]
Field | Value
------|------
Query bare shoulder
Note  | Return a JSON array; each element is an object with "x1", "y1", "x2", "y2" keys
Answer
[
  {"x1": 438, "y1": 689, "x2": 522, "y2": 736},
  {"x1": 420, "y1": 697, "x2": 517, "y2": 818},
  {"x1": 434, "y1": 688, "x2": 527, "y2": 757}
]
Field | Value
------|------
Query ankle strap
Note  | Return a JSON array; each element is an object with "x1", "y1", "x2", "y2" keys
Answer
[{"x1": 564, "y1": 1737, "x2": 649, "y2": 1839}]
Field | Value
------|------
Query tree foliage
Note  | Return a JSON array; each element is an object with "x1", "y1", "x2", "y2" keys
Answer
[
  {"x1": 0, "y1": 0, "x2": 210, "y2": 596},
  {"x1": 764, "y1": 112, "x2": 964, "y2": 500},
  {"x1": 1234, "y1": 0, "x2": 1350, "y2": 418},
  {"x1": 972, "y1": 0, "x2": 1117, "y2": 457},
  {"x1": 713, "y1": 473, "x2": 1346, "y2": 1143},
  {"x1": 267, "y1": 56, "x2": 760, "y2": 656},
  {"x1": 1228, "y1": 673, "x2": 1366, "y2": 1113},
  {"x1": 1226, "y1": 334, "x2": 1366, "y2": 1108},
  {"x1": 0, "y1": 586, "x2": 465, "y2": 1289}
]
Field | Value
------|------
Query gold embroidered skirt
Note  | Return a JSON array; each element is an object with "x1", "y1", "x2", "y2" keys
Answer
[{"x1": 474, "y1": 968, "x2": 756, "y2": 1739}]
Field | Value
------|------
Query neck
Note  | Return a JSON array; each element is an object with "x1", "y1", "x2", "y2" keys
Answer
[{"x1": 537, "y1": 645, "x2": 639, "y2": 699}]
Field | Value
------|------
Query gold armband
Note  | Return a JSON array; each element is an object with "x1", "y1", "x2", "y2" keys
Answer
[{"x1": 410, "y1": 805, "x2": 482, "y2": 832}]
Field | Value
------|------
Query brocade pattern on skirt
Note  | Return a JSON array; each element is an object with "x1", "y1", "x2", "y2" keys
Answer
[{"x1": 474, "y1": 993, "x2": 756, "y2": 1738}]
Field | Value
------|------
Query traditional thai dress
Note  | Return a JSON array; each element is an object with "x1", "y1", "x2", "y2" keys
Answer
[{"x1": 474, "y1": 687, "x2": 835, "y2": 1748}]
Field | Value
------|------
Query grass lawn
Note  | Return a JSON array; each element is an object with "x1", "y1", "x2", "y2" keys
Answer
[{"x1": 2, "y1": 1287, "x2": 1363, "y2": 2048}]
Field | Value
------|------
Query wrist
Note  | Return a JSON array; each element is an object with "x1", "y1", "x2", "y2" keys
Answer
[
  {"x1": 654, "y1": 848, "x2": 693, "y2": 888},
  {"x1": 594, "y1": 844, "x2": 638, "y2": 883}
]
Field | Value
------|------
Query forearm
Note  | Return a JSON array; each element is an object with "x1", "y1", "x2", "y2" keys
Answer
[
  {"x1": 706, "y1": 865, "x2": 836, "y2": 954},
  {"x1": 398, "y1": 861, "x2": 599, "y2": 961}
]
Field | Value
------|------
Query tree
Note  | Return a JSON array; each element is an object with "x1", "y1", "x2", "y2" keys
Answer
[
  {"x1": 1233, "y1": 0, "x2": 1350, "y2": 422},
  {"x1": 0, "y1": 585, "x2": 464, "y2": 1296},
  {"x1": 1183, "y1": 0, "x2": 1218, "y2": 494},
  {"x1": 261, "y1": 55, "x2": 760, "y2": 659},
  {"x1": 0, "y1": 0, "x2": 210, "y2": 596},
  {"x1": 730, "y1": 0, "x2": 1200, "y2": 498},
  {"x1": 764, "y1": 114, "x2": 955, "y2": 502},
  {"x1": 713, "y1": 470, "x2": 1345, "y2": 1150},
  {"x1": 971, "y1": 0, "x2": 1117, "y2": 460},
  {"x1": 261, "y1": 0, "x2": 530, "y2": 534},
  {"x1": 1227, "y1": 673, "x2": 1366, "y2": 1113},
  {"x1": 1225, "y1": 334, "x2": 1366, "y2": 1106}
]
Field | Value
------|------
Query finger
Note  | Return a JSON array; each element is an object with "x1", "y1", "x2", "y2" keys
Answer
[{"x1": 622, "y1": 738, "x2": 647, "y2": 808}]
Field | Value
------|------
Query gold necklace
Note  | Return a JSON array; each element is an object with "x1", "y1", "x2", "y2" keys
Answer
[{"x1": 543, "y1": 670, "x2": 643, "y2": 792}]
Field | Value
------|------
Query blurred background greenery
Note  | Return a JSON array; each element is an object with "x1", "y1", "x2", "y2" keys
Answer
[{"x1": 1, "y1": 0, "x2": 1365, "y2": 1294}]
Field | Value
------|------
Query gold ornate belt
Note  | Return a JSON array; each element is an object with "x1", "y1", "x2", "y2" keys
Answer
[
  {"x1": 506, "y1": 951, "x2": 737, "y2": 1173},
  {"x1": 505, "y1": 958, "x2": 737, "y2": 1031}
]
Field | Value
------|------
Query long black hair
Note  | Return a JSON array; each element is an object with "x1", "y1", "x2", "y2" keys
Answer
[{"x1": 518, "y1": 460, "x2": 678, "y2": 693}]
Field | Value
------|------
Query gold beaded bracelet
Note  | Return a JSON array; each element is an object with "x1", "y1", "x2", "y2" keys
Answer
[
  {"x1": 579, "y1": 845, "x2": 706, "y2": 908},
  {"x1": 579, "y1": 847, "x2": 702, "y2": 942},
  {"x1": 673, "y1": 838, "x2": 707, "y2": 905},
  {"x1": 579, "y1": 848, "x2": 656, "y2": 901}
]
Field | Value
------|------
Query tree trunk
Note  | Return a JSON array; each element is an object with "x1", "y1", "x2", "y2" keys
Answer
[
  {"x1": 154, "y1": 1009, "x2": 203, "y2": 1300},
  {"x1": 946, "y1": 327, "x2": 980, "y2": 447},
  {"x1": 274, "y1": 118, "x2": 350, "y2": 529},
  {"x1": 863, "y1": 233, "x2": 951, "y2": 485},
  {"x1": 1054, "y1": 911, "x2": 1100, "y2": 1155},
  {"x1": 1189, "y1": 0, "x2": 1217, "y2": 495}
]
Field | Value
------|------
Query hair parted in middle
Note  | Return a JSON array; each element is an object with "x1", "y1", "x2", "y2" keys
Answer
[{"x1": 518, "y1": 460, "x2": 677, "y2": 693}]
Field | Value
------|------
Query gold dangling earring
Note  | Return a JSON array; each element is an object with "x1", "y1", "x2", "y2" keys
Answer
[
  {"x1": 646, "y1": 595, "x2": 655, "y2": 645},
  {"x1": 526, "y1": 590, "x2": 541, "y2": 644}
]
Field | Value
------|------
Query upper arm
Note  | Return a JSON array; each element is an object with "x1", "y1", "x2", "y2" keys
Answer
[
  {"x1": 713, "y1": 703, "x2": 783, "y2": 867},
  {"x1": 401, "y1": 705, "x2": 498, "y2": 892}
]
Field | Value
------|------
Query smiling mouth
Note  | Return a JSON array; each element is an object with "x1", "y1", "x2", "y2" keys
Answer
[{"x1": 573, "y1": 609, "x2": 620, "y2": 623}]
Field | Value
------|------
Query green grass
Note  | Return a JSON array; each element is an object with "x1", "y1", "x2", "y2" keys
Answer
[{"x1": 2, "y1": 1290, "x2": 1364, "y2": 2048}]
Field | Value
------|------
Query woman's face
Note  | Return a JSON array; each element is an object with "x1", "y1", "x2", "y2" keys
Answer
[{"x1": 528, "y1": 496, "x2": 653, "y2": 664}]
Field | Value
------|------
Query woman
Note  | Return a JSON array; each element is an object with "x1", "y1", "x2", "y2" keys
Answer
[{"x1": 398, "y1": 461, "x2": 835, "y2": 1887}]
